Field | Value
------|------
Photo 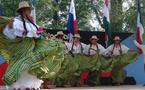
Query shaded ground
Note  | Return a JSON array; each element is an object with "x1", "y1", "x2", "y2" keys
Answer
[{"x1": 41, "y1": 85, "x2": 145, "y2": 90}]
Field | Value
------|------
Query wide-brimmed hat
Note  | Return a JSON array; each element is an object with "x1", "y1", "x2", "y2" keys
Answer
[
  {"x1": 90, "y1": 35, "x2": 99, "y2": 41},
  {"x1": 17, "y1": 1, "x2": 31, "y2": 12},
  {"x1": 55, "y1": 31, "x2": 64, "y2": 37},
  {"x1": 113, "y1": 36, "x2": 121, "y2": 40},
  {"x1": 73, "y1": 34, "x2": 81, "y2": 39}
]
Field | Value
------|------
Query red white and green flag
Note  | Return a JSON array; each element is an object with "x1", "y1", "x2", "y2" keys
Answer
[
  {"x1": 136, "y1": 0, "x2": 144, "y2": 54},
  {"x1": 103, "y1": 0, "x2": 111, "y2": 47}
]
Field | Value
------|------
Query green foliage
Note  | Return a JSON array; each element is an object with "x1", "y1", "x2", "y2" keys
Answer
[{"x1": 1, "y1": 0, "x2": 145, "y2": 32}]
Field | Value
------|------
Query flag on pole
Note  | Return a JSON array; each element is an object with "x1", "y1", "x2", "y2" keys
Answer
[
  {"x1": 103, "y1": 0, "x2": 111, "y2": 47},
  {"x1": 136, "y1": 0, "x2": 144, "y2": 54},
  {"x1": 67, "y1": 0, "x2": 78, "y2": 42}
]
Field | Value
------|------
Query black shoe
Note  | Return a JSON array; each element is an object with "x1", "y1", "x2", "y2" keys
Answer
[{"x1": 112, "y1": 82, "x2": 121, "y2": 86}]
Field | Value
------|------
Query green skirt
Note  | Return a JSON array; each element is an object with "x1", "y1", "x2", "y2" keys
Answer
[
  {"x1": 100, "y1": 50, "x2": 138, "y2": 72},
  {"x1": 29, "y1": 39, "x2": 65, "y2": 79},
  {"x1": 52, "y1": 51, "x2": 137, "y2": 85},
  {"x1": 2, "y1": 37, "x2": 65, "y2": 86},
  {"x1": 52, "y1": 53, "x2": 102, "y2": 84}
]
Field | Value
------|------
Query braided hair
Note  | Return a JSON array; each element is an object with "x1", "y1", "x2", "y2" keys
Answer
[
  {"x1": 88, "y1": 44, "x2": 99, "y2": 55},
  {"x1": 19, "y1": 10, "x2": 39, "y2": 36},
  {"x1": 111, "y1": 43, "x2": 122, "y2": 55},
  {"x1": 26, "y1": 16, "x2": 39, "y2": 31},
  {"x1": 19, "y1": 12, "x2": 28, "y2": 35}
]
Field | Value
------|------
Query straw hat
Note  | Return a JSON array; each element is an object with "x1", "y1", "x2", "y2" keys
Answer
[
  {"x1": 73, "y1": 34, "x2": 81, "y2": 38},
  {"x1": 17, "y1": 1, "x2": 31, "y2": 12},
  {"x1": 113, "y1": 36, "x2": 121, "y2": 40},
  {"x1": 55, "y1": 31, "x2": 64, "y2": 37},
  {"x1": 90, "y1": 35, "x2": 99, "y2": 41}
]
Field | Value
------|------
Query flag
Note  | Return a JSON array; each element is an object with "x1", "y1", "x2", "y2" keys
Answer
[
  {"x1": 103, "y1": 0, "x2": 111, "y2": 47},
  {"x1": 67, "y1": 0, "x2": 78, "y2": 42},
  {"x1": 136, "y1": 0, "x2": 144, "y2": 54}
]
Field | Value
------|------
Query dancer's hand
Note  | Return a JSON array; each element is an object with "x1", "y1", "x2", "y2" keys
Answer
[{"x1": 8, "y1": 19, "x2": 14, "y2": 29}]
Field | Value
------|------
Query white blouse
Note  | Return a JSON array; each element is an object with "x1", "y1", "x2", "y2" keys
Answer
[
  {"x1": 3, "y1": 26, "x2": 16, "y2": 39},
  {"x1": 105, "y1": 44, "x2": 129, "y2": 56},
  {"x1": 84, "y1": 44, "x2": 106, "y2": 55},
  {"x1": 66, "y1": 42, "x2": 86, "y2": 54},
  {"x1": 3, "y1": 16, "x2": 39, "y2": 39}
]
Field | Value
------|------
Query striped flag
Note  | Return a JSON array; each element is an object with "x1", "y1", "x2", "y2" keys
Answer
[
  {"x1": 67, "y1": 0, "x2": 78, "y2": 42},
  {"x1": 136, "y1": 0, "x2": 144, "y2": 54},
  {"x1": 103, "y1": 0, "x2": 111, "y2": 47}
]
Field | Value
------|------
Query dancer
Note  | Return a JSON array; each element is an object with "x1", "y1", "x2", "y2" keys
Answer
[
  {"x1": 67, "y1": 34, "x2": 86, "y2": 54},
  {"x1": 1, "y1": 1, "x2": 65, "y2": 90},
  {"x1": 105, "y1": 36, "x2": 129, "y2": 56},
  {"x1": 84, "y1": 35, "x2": 106, "y2": 56},
  {"x1": 55, "y1": 31, "x2": 65, "y2": 40},
  {"x1": 105, "y1": 36, "x2": 129, "y2": 85},
  {"x1": 80, "y1": 35, "x2": 106, "y2": 86}
]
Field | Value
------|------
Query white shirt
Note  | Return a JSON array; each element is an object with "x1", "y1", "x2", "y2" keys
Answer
[
  {"x1": 66, "y1": 42, "x2": 86, "y2": 54},
  {"x1": 84, "y1": 44, "x2": 106, "y2": 55},
  {"x1": 105, "y1": 44, "x2": 129, "y2": 56},
  {"x1": 3, "y1": 26, "x2": 16, "y2": 39},
  {"x1": 3, "y1": 16, "x2": 39, "y2": 39}
]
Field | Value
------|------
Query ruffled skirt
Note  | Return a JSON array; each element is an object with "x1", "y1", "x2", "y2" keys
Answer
[
  {"x1": 10, "y1": 71, "x2": 43, "y2": 90},
  {"x1": 1, "y1": 37, "x2": 65, "y2": 89}
]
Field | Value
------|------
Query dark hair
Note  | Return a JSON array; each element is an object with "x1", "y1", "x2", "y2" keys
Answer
[
  {"x1": 88, "y1": 43, "x2": 99, "y2": 55},
  {"x1": 19, "y1": 10, "x2": 39, "y2": 35},
  {"x1": 111, "y1": 43, "x2": 122, "y2": 55},
  {"x1": 19, "y1": 11, "x2": 28, "y2": 35},
  {"x1": 26, "y1": 16, "x2": 39, "y2": 31}
]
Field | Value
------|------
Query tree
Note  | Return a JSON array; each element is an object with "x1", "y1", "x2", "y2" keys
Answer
[
  {"x1": 37, "y1": 0, "x2": 95, "y2": 31},
  {"x1": 1, "y1": 0, "x2": 144, "y2": 32}
]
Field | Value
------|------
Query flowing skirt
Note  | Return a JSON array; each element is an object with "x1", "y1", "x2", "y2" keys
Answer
[
  {"x1": 52, "y1": 51, "x2": 137, "y2": 85},
  {"x1": 1, "y1": 36, "x2": 65, "y2": 89},
  {"x1": 10, "y1": 71, "x2": 43, "y2": 90}
]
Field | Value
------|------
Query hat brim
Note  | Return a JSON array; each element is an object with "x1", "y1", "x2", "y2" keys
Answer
[
  {"x1": 113, "y1": 39, "x2": 121, "y2": 41},
  {"x1": 55, "y1": 34, "x2": 64, "y2": 37},
  {"x1": 73, "y1": 36, "x2": 81, "y2": 39},
  {"x1": 17, "y1": 7, "x2": 32, "y2": 12},
  {"x1": 90, "y1": 38, "x2": 99, "y2": 41}
]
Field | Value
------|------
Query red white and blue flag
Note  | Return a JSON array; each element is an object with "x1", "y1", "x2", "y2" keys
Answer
[{"x1": 67, "y1": 0, "x2": 78, "y2": 42}]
